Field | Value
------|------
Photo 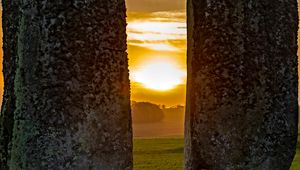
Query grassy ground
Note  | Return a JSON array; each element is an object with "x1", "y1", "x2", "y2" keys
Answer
[
  {"x1": 291, "y1": 136, "x2": 300, "y2": 170},
  {"x1": 133, "y1": 138, "x2": 184, "y2": 170},
  {"x1": 134, "y1": 137, "x2": 300, "y2": 170}
]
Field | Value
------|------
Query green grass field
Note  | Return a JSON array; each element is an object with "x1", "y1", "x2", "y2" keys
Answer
[
  {"x1": 134, "y1": 138, "x2": 184, "y2": 170},
  {"x1": 134, "y1": 137, "x2": 300, "y2": 170},
  {"x1": 291, "y1": 136, "x2": 300, "y2": 170}
]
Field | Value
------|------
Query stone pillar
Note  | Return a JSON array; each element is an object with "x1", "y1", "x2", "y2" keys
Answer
[
  {"x1": 185, "y1": 0, "x2": 298, "y2": 169},
  {"x1": 2, "y1": 0, "x2": 132, "y2": 169},
  {"x1": 0, "y1": 0, "x2": 20, "y2": 169}
]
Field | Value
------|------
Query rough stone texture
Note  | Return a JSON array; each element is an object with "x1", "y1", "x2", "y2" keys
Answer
[
  {"x1": 2, "y1": 0, "x2": 132, "y2": 169},
  {"x1": 0, "y1": 0, "x2": 20, "y2": 169},
  {"x1": 185, "y1": 0, "x2": 298, "y2": 170}
]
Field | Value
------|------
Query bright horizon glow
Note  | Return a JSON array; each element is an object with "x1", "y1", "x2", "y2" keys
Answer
[
  {"x1": 131, "y1": 59, "x2": 186, "y2": 91},
  {"x1": 127, "y1": 10, "x2": 187, "y2": 106}
]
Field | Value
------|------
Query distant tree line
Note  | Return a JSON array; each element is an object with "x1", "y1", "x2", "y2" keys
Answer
[{"x1": 131, "y1": 101, "x2": 184, "y2": 124}]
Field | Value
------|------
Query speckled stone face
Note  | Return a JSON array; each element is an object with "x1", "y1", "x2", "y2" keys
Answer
[
  {"x1": 185, "y1": 0, "x2": 298, "y2": 170},
  {"x1": 1, "y1": 0, "x2": 299, "y2": 169},
  {"x1": 1, "y1": 0, "x2": 132, "y2": 169}
]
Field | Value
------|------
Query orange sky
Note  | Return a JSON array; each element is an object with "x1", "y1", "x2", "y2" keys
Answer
[
  {"x1": 126, "y1": 1, "x2": 187, "y2": 106},
  {"x1": 0, "y1": 2, "x2": 187, "y2": 107},
  {"x1": 0, "y1": 1, "x2": 299, "y2": 107},
  {"x1": 126, "y1": 0, "x2": 185, "y2": 12},
  {"x1": 0, "y1": 13, "x2": 2, "y2": 105}
]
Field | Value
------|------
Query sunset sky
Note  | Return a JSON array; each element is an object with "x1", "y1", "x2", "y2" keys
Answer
[
  {"x1": 0, "y1": 1, "x2": 299, "y2": 107},
  {"x1": 126, "y1": 0, "x2": 187, "y2": 106}
]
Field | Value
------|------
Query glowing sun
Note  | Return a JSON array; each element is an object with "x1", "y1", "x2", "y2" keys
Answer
[{"x1": 131, "y1": 59, "x2": 186, "y2": 91}]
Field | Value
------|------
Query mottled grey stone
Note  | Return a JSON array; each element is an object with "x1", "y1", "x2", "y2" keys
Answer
[
  {"x1": 185, "y1": 0, "x2": 298, "y2": 170},
  {"x1": 1, "y1": 0, "x2": 132, "y2": 169},
  {"x1": 0, "y1": 0, "x2": 20, "y2": 169}
]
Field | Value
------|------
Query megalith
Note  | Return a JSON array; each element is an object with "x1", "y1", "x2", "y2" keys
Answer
[
  {"x1": 1, "y1": 0, "x2": 132, "y2": 169},
  {"x1": 185, "y1": 0, "x2": 298, "y2": 169}
]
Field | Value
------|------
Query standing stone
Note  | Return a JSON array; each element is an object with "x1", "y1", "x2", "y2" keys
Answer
[
  {"x1": 185, "y1": 0, "x2": 298, "y2": 170},
  {"x1": 1, "y1": 0, "x2": 132, "y2": 169},
  {"x1": 0, "y1": 0, "x2": 20, "y2": 169}
]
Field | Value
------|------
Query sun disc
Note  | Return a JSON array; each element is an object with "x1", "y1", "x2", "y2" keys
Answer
[{"x1": 131, "y1": 60, "x2": 186, "y2": 91}]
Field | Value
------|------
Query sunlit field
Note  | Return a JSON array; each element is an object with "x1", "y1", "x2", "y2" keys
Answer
[
  {"x1": 291, "y1": 136, "x2": 300, "y2": 170},
  {"x1": 133, "y1": 138, "x2": 184, "y2": 170},
  {"x1": 134, "y1": 137, "x2": 300, "y2": 170}
]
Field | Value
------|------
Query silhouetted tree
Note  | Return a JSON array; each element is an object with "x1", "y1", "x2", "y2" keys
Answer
[{"x1": 132, "y1": 102, "x2": 164, "y2": 124}]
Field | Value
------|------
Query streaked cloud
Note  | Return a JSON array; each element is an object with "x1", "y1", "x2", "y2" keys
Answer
[
  {"x1": 127, "y1": 9, "x2": 187, "y2": 106},
  {"x1": 127, "y1": 11, "x2": 186, "y2": 52}
]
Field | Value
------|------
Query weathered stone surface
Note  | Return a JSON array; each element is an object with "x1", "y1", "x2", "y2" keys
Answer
[
  {"x1": 2, "y1": 0, "x2": 132, "y2": 169},
  {"x1": 0, "y1": 0, "x2": 20, "y2": 169},
  {"x1": 185, "y1": 0, "x2": 298, "y2": 169}
]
